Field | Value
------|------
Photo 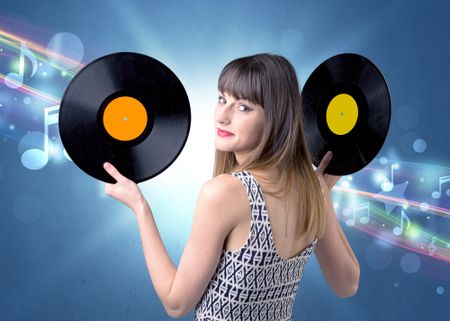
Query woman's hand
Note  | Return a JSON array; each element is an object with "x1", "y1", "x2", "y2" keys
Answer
[
  {"x1": 315, "y1": 151, "x2": 341, "y2": 192},
  {"x1": 103, "y1": 162, "x2": 145, "y2": 213}
]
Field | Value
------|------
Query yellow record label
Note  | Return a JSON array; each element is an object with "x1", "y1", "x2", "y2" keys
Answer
[{"x1": 326, "y1": 93, "x2": 358, "y2": 135}]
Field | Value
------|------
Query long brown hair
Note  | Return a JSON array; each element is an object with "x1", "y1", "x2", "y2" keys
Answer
[{"x1": 212, "y1": 53, "x2": 326, "y2": 239}]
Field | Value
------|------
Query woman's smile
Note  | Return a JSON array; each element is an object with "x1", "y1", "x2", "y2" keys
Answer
[{"x1": 217, "y1": 128, "x2": 234, "y2": 137}]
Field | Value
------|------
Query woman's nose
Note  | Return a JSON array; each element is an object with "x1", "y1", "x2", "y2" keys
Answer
[{"x1": 215, "y1": 104, "x2": 231, "y2": 124}]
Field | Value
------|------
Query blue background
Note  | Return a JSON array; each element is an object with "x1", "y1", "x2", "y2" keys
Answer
[{"x1": 1, "y1": 0, "x2": 449, "y2": 320}]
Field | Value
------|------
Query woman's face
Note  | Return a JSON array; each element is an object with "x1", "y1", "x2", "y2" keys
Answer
[{"x1": 214, "y1": 91, "x2": 265, "y2": 164}]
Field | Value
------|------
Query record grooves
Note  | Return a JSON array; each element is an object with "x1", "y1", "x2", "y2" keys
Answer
[
  {"x1": 59, "y1": 52, "x2": 191, "y2": 183},
  {"x1": 302, "y1": 53, "x2": 391, "y2": 175}
]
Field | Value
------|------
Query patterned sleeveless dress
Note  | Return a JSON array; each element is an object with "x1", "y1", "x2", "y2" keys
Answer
[{"x1": 194, "y1": 170, "x2": 318, "y2": 321}]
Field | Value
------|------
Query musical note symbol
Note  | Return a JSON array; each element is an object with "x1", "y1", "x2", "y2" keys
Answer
[
  {"x1": 21, "y1": 105, "x2": 70, "y2": 169},
  {"x1": 428, "y1": 236, "x2": 437, "y2": 256},
  {"x1": 381, "y1": 163, "x2": 399, "y2": 192},
  {"x1": 393, "y1": 210, "x2": 411, "y2": 236},
  {"x1": 4, "y1": 42, "x2": 38, "y2": 89},
  {"x1": 431, "y1": 175, "x2": 450, "y2": 199},
  {"x1": 345, "y1": 203, "x2": 370, "y2": 226}
]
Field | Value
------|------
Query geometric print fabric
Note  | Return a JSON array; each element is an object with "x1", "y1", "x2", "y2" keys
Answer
[{"x1": 194, "y1": 170, "x2": 318, "y2": 320}]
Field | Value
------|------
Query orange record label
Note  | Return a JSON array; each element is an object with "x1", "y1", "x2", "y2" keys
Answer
[{"x1": 103, "y1": 96, "x2": 148, "y2": 141}]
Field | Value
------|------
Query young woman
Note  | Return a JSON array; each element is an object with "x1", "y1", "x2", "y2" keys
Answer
[{"x1": 103, "y1": 53, "x2": 360, "y2": 320}]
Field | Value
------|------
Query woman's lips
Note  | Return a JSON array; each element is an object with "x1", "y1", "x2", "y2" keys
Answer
[{"x1": 217, "y1": 128, "x2": 234, "y2": 137}]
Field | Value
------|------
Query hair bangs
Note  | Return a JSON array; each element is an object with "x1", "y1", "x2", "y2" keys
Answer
[{"x1": 218, "y1": 60, "x2": 265, "y2": 108}]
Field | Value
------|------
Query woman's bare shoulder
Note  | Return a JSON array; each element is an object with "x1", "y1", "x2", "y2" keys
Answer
[
  {"x1": 201, "y1": 173, "x2": 244, "y2": 199},
  {"x1": 198, "y1": 173, "x2": 248, "y2": 225}
]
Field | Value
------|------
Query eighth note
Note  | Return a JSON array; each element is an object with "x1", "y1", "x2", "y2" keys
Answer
[
  {"x1": 393, "y1": 210, "x2": 411, "y2": 236},
  {"x1": 381, "y1": 163, "x2": 398, "y2": 192},
  {"x1": 4, "y1": 42, "x2": 38, "y2": 89}
]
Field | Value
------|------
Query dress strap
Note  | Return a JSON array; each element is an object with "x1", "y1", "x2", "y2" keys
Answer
[{"x1": 230, "y1": 170, "x2": 266, "y2": 220}]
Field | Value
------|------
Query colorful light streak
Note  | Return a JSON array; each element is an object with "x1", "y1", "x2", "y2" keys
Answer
[
  {"x1": 0, "y1": 28, "x2": 83, "y2": 76},
  {"x1": 333, "y1": 186, "x2": 450, "y2": 263}
]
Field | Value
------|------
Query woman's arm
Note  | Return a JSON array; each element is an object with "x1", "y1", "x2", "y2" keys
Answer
[
  {"x1": 102, "y1": 163, "x2": 243, "y2": 318},
  {"x1": 102, "y1": 163, "x2": 179, "y2": 316},
  {"x1": 314, "y1": 186, "x2": 360, "y2": 298},
  {"x1": 314, "y1": 151, "x2": 360, "y2": 298},
  {"x1": 133, "y1": 199, "x2": 179, "y2": 316}
]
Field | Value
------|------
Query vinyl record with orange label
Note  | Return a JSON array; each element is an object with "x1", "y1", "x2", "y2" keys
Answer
[
  {"x1": 302, "y1": 53, "x2": 391, "y2": 175},
  {"x1": 59, "y1": 52, "x2": 191, "y2": 183}
]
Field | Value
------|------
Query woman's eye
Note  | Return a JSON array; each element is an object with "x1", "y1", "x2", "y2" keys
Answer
[
  {"x1": 218, "y1": 97, "x2": 226, "y2": 104},
  {"x1": 238, "y1": 104, "x2": 250, "y2": 112}
]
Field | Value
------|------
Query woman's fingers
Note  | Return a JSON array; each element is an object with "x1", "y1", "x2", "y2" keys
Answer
[
  {"x1": 103, "y1": 162, "x2": 126, "y2": 183},
  {"x1": 316, "y1": 151, "x2": 333, "y2": 174},
  {"x1": 315, "y1": 151, "x2": 343, "y2": 191}
]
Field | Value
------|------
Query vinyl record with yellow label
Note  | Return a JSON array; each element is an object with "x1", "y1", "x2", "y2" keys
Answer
[
  {"x1": 59, "y1": 52, "x2": 191, "y2": 183},
  {"x1": 302, "y1": 53, "x2": 391, "y2": 175}
]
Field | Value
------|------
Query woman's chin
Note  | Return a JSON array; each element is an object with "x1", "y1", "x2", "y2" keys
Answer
[{"x1": 214, "y1": 143, "x2": 234, "y2": 153}]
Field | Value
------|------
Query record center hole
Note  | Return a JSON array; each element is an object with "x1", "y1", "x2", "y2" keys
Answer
[{"x1": 103, "y1": 96, "x2": 148, "y2": 141}]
